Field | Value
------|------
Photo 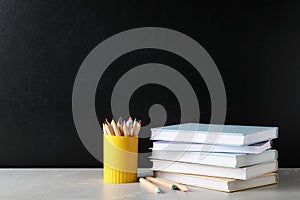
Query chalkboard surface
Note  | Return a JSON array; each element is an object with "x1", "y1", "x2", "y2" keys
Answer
[{"x1": 0, "y1": 0, "x2": 300, "y2": 167}]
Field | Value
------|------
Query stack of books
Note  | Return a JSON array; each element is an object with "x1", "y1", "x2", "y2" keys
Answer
[{"x1": 150, "y1": 123, "x2": 279, "y2": 192}]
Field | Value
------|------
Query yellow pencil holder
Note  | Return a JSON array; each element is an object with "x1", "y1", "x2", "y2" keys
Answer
[{"x1": 103, "y1": 134, "x2": 138, "y2": 183}]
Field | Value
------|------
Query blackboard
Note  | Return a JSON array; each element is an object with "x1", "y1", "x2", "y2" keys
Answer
[{"x1": 0, "y1": 0, "x2": 300, "y2": 167}]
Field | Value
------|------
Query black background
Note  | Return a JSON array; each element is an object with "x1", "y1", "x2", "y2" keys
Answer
[{"x1": 0, "y1": 0, "x2": 300, "y2": 167}]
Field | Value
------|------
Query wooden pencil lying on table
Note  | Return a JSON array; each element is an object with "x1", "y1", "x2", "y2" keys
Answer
[
  {"x1": 155, "y1": 177, "x2": 190, "y2": 192},
  {"x1": 139, "y1": 178, "x2": 161, "y2": 193},
  {"x1": 146, "y1": 177, "x2": 177, "y2": 190}
]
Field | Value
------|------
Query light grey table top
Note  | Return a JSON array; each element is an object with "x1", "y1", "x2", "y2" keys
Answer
[{"x1": 0, "y1": 168, "x2": 299, "y2": 200}]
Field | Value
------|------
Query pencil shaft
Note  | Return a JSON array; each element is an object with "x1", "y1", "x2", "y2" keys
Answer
[
  {"x1": 107, "y1": 124, "x2": 115, "y2": 135},
  {"x1": 119, "y1": 126, "x2": 124, "y2": 136},
  {"x1": 155, "y1": 177, "x2": 189, "y2": 192},
  {"x1": 135, "y1": 123, "x2": 141, "y2": 136},
  {"x1": 111, "y1": 120, "x2": 121, "y2": 136},
  {"x1": 146, "y1": 177, "x2": 176, "y2": 189},
  {"x1": 117, "y1": 121, "x2": 123, "y2": 132},
  {"x1": 102, "y1": 124, "x2": 106, "y2": 135},
  {"x1": 139, "y1": 178, "x2": 161, "y2": 193},
  {"x1": 104, "y1": 124, "x2": 112, "y2": 135},
  {"x1": 123, "y1": 123, "x2": 128, "y2": 136},
  {"x1": 126, "y1": 121, "x2": 133, "y2": 136}
]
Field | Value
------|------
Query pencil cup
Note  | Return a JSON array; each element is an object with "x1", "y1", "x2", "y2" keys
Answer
[{"x1": 103, "y1": 134, "x2": 138, "y2": 183}]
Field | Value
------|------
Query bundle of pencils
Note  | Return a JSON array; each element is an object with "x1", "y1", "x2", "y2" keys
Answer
[{"x1": 102, "y1": 117, "x2": 142, "y2": 137}]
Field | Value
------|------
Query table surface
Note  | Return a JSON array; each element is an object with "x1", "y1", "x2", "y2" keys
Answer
[{"x1": 0, "y1": 168, "x2": 299, "y2": 200}]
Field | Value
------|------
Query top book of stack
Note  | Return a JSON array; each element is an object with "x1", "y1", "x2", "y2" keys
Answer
[{"x1": 150, "y1": 123, "x2": 278, "y2": 146}]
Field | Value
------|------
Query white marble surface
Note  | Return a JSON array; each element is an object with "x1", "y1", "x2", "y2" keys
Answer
[{"x1": 0, "y1": 168, "x2": 299, "y2": 200}]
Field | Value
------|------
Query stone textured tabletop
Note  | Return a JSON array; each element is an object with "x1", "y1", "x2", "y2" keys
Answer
[{"x1": 0, "y1": 168, "x2": 299, "y2": 200}]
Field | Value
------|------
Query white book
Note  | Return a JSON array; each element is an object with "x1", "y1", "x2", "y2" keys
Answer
[
  {"x1": 154, "y1": 171, "x2": 279, "y2": 192},
  {"x1": 150, "y1": 149, "x2": 277, "y2": 168},
  {"x1": 151, "y1": 123, "x2": 278, "y2": 146},
  {"x1": 151, "y1": 140, "x2": 272, "y2": 154},
  {"x1": 151, "y1": 160, "x2": 278, "y2": 180}
]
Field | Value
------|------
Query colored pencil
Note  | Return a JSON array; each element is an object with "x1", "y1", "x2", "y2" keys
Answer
[
  {"x1": 123, "y1": 122, "x2": 128, "y2": 136},
  {"x1": 139, "y1": 178, "x2": 161, "y2": 193},
  {"x1": 102, "y1": 123, "x2": 107, "y2": 135},
  {"x1": 155, "y1": 177, "x2": 190, "y2": 192},
  {"x1": 146, "y1": 177, "x2": 177, "y2": 190},
  {"x1": 111, "y1": 119, "x2": 121, "y2": 136}
]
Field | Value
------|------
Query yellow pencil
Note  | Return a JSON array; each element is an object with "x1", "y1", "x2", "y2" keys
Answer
[
  {"x1": 155, "y1": 177, "x2": 190, "y2": 192},
  {"x1": 139, "y1": 178, "x2": 161, "y2": 193},
  {"x1": 146, "y1": 177, "x2": 177, "y2": 190}
]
